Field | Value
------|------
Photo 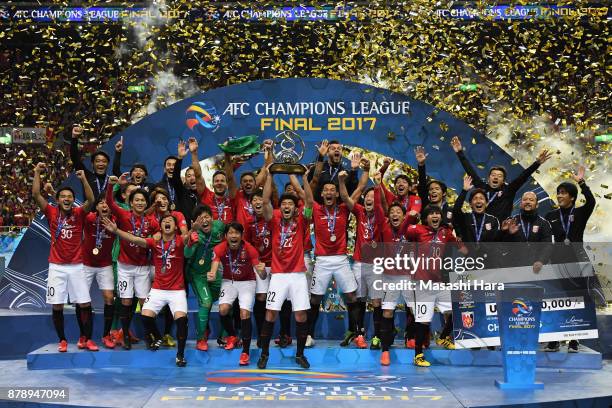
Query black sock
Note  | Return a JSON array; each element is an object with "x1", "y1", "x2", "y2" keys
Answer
[
  {"x1": 358, "y1": 301, "x2": 366, "y2": 335},
  {"x1": 440, "y1": 313, "x2": 453, "y2": 340},
  {"x1": 79, "y1": 305, "x2": 93, "y2": 340},
  {"x1": 253, "y1": 299, "x2": 266, "y2": 337},
  {"x1": 52, "y1": 309, "x2": 66, "y2": 341},
  {"x1": 220, "y1": 313, "x2": 236, "y2": 337},
  {"x1": 295, "y1": 321, "x2": 308, "y2": 357},
  {"x1": 347, "y1": 302, "x2": 362, "y2": 334},
  {"x1": 405, "y1": 308, "x2": 415, "y2": 340},
  {"x1": 232, "y1": 301, "x2": 241, "y2": 334},
  {"x1": 75, "y1": 304, "x2": 84, "y2": 337},
  {"x1": 175, "y1": 316, "x2": 188, "y2": 358},
  {"x1": 381, "y1": 316, "x2": 394, "y2": 352},
  {"x1": 120, "y1": 303, "x2": 132, "y2": 338},
  {"x1": 347, "y1": 302, "x2": 356, "y2": 332},
  {"x1": 279, "y1": 301, "x2": 292, "y2": 337},
  {"x1": 373, "y1": 306, "x2": 382, "y2": 338},
  {"x1": 163, "y1": 305, "x2": 174, "y2": 336},
  {"x1": 141, "y1": 315, "x2": 158, "y2": 343},
  {"x1": 241, "y1": 318, "x2": 252, "y2": 354},
  {"x1": 103, "y1": 304, "x2": 114, "y2": 337},
  {"x1": 415, "y1": 322, "x2": 428, "y2": 355},
  {"x1": 307, "y1": 302, "x2": 320, "y2": 336},
  {"x1": 259, "y1": 320, "x2": 274, "y2": 356}
]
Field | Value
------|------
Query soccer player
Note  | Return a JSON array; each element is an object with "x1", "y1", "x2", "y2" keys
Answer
[
  {"x1": 209, "y1": 222, "x2": 266, "y2": 366},
  {"x1": 195, "y1": 148, "x2": 236, "y2": 222},
  {"x1": 155, "y1": 153, "x2": 180, "y2": 210},
  {"x1": 378, "y1": 156, "x2": 421, "y2": 219},
  {"x1": 184, "y1": 205, "x2": 226, "y2": 350},
  {"x1": 102, "y1": 214, "x2": 190, "y2": 367},
  {"x1": 106, "y1": 175, "x2": 159, "y2": 349},
  {"x1": 308, "y1": 140, "x2": 359, "y2": 201},
  {"x1": 82, "y1": 196, "x2": 116, "y2": 349},
  {"x1": 70, "y1": 125, "x2": 122, "y2": 198},
  {"x1": 451, "y1": 136, "x2": 552, "y2": 221},
  {"x1": 257, "y1": 165, "x2": 314, "y2": 369},
  {"x1": 415, "y1": 146, "x2": 453, "y2": 225},
  {"x1": 32, "y1": 164, "x2": 96, "y2": 352},
  {"x1": 307, "y1": 154, "x2": 369, "y2": 348},
  {"x1": 544, "y1": 166, "x2": 595, "y2": 353},
  {"x1": 339, "y1": 172, "x2": 386, "y2": 349}
]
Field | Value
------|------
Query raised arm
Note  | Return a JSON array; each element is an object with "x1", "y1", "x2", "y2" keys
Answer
[
  {"x1": 350, "y1": 157, "x2": 370, "y2": 202},
  {"x1": 308, "y1": 140, "x2": 328, "y2": 193},
  {"x1": 224, "y1": 153, "x2": 238, "y2": 199},
  {"x1": 574, "y1": 166, "x2": 595, "y2": 218},
  {"x1": 450, "y1": 136, "x2": 487, "y2": 189},
  {"x1": 302, "y1": 167, "x2": 314, "y2": 212},
  {"x1": 101, "y1": 216, "x2": 147, "y2": 248},
  {"x1": 76, "y1": 170, "x2": 95, "y2": 212},
  {"x1": 452, "y1": 175, "x2": 471, "y2": 236},
  {"x1": 32, "y1": 162, "x2": 49, "y2": 211},
  {"x1": 338, "y1": 171, "x2": 356, "y2": 211},
  {"x1": 378, "y1": 156, "x2": 393, "y2": 177},
  {"x1": 507, "y1": 149, "x2": 551, "y2": 194},
  {"x1": 70, "y1": 126, "x2": 87, "y2": 173},
  {"x1": 288, "y1": 174, "x2": 306, "y2": 202},
  {"x1": 112, "y1": 136, "x2": 123, "y2": 177},
  {"x1": 262, "y1": 165, "x2": 274, "y2": 221},
  {"x1": 255, "y1": 139, "x2": 274, "y2": 188},
  {"x1": 106, "y1": 175, "x2": 129, "y2": 216},
  {"x1": 188, "y1": 137, "x2": 206, "y2": 195},
  {"x1": 415, "y1": 146, "x2": 430, "y2": 204}
]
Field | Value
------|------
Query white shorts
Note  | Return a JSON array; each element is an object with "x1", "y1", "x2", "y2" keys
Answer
[
  {"x1": 219, "y1": 279, "x2": 256, "y2": 311},
  {"x1": 267, "y1": 272, "x2": 310, "y2": 312},
  {"x1": 117, "y1": 262, "x2": 152, "y2": 299},
  {"x1": 414, "y1": 289, "x2": 452, "y2": 322},
  {"x1": 381, "y1": 275, "x2": 416, "y2": 310},
  {"x1": 352, "y1": 261, "x2": 383, "y2": 300},
  {"x1": 83, "y1": 265, "x2": 114, "y2": 291},
  {"x1": 142, "y1": 288, "x2": 188, "y2": 316},
  {"x1": 47, "y1": 263, "x2": 91, "y2": 305},
  {"x1": 310, "y1": 255, "x2": 357, "y2": 296},
  {"x1": 256, "y1": 267, "x2": 271, "y2": 294}
]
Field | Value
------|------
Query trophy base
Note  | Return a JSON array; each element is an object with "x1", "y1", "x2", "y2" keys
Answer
[{"x1": 269, "y1": 163, "x2": 306, "y2": 175}]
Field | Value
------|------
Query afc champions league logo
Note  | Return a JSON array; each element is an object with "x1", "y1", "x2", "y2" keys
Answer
[
  {"x1": 511, "y1": 298, "x2": 533, "y2": 316},
  {"x1": 186, "y1": 102, "x2": 221, "y2": 132}
]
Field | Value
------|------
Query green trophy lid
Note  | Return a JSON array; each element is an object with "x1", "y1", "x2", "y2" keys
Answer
[{"x1": 218, "y1": 135, "x2": 260, "y2": 155}]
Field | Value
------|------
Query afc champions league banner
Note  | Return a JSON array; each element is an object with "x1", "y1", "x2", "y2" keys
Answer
[{"x1": 1, "y1": 77, "x2": 554, "y2": 311}]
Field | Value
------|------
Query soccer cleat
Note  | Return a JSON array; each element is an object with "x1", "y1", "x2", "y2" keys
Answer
[
  {"x1": 217, "y1": 336, "x2": 227, "y2": 347},
  {"x1": 58, "y1": 340, "x2": 68, "y2": 353},
  {"x1": 112, "y1": 330, "x2": 124, "y2": 346},
  {"x1": 435, "y1": 337, "x2": 455, "y2": 350},
  {"x1": 176, "y1": 356, "x2": 187, "y2": 367},
  {"x1": 257, "y1": 354, "x2": 269, "y2": 369},
  {"x1": 102, "y1": 335, "x2": 116, "y2": 349},
  {"x1": 196, "y1": 339, "x2": 208, "y2": 351},
  {"x1": 161, "y1": 334, "x2": 176, "y2": 347},
  {"x1": 85, "y1": 339, "x2": 99, "y2": 351},
  {"x1": 305, "y1": 335, "x2": 315, "y2": 348},
  {"x1": 340, "y1": 331, "x2": 356, "y2": 347},
  {"x1": 275, "y1": 335, "x2": 292, "y2": 348},
  {"x1": 354, "y1": 335, "x2": 368, "y2": 349},
  {"x1": 380, "y1": 351, "x2": 390, "y2": 366},
  {"x1": 545, "y1": 341, "x2": 560, "y2": 352},
  {"x1": 295, "y1": 355, "x2": 310, "y2": 369},
  {"x1": 123, "y1": 335, "x2": 131, "y2": 350},
  {"x1": 239, "y1": 352, "x2": 250, "y2": 366},
  {"x1": 128, "y1": 330, "x2": 140, "y2": 343},
  {"x1": 148, "y1": 339, "x2": 162, "y2": 351},
  {"x1": 370, "y1": 336, "x2": 381, "y2": 350},
  {"x1": 405, "y1": 339, "x2": 416, "y2": 349},
  {"x1": 568, "y1": 340, "x2": 579, "y2": 353},
  {"x1": 414, "y1": 353, "x2": 431, "y2": 367},
  {"x1": 77, "y1": 336, "x2": 87, "y2": 349},
  {"x1": 224, "y1": 336, "x2": 239, "y2": 350}
]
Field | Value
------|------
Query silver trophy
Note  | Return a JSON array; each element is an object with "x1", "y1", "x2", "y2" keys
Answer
[{"x1": 269, "y1": 130, "x2": 306, "y2": 174}]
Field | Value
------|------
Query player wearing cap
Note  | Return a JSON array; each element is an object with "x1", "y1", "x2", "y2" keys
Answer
[
  {"x1": 256, "y1": 166, "x2": 314, "y2": 369},
  {"x1": 32, "y1": 164, "x2": 96, "y2": 352},
  {"x1": 209, "y1": 222, "x2": 266, "y2": 366},
  {"x1": 102, "y1": 213, "x2": 191, "y2": 367}
]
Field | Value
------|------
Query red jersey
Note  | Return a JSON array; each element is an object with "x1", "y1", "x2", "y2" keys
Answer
[
  {"x1": 146, "y1": 235, "x2": 185, "y2": 290},
  {"x1": 352, "y1": 202, "x2": 385, "y2": 263},
  {"x1": 44, "y1": 205, "x2": 86, "y2": 265},
  {"x1": 200, "y1": 186, "x2": 234, "y2": 223},
  {"x1": 82, "y1": 212, "x2": 115, "y2": 267},
  {"x1": 403, "y1": 224, "x2": 458, "y2": 282},
  {"x1": 234, "y1": 190, "x2": 255, "y2": 226},
  {"x1": 381, "y1": 183, "x2": 421, "y2": 224},
  {"x1": 244, "y1": 216, "x2": 272, "y2": 266},
  {"x1": 269, "y1": 209, "x2": 308, "y2": 273},
  {"x1": 154, "y1": 210, "x2": 187, "y2": 231},
  {"x1": 107, "y1": 187, "x2": 159, "y2": 265},
  {"x1": 312, "y1": 202, "x2": 350, "y2": 256},
  {"x1": 213, "y1": 240, "x2": 259, "y2": 281}
]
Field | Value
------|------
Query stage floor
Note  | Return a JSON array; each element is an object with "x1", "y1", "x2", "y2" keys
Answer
[{"x1": 1, "y1": 347, "x2": 611, "y2": 408}]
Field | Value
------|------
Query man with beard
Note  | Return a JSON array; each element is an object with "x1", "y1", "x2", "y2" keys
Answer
[
  {"x1": 82, "y1": 196, "x2": 116, "y2": 349},
  {"x1": 32, "y1": 164, "x2": 96, "y2": 352},
  {"x1": 544, "y1": 165, "x2": 595, "y2": 353},
  {"x1": 415, "y1": 146, "x2": 453, "y2": 225},
  {"x1": 184, "y1": 205, "x2": 226, "y2": 351},
  {"x1": 378, "y1": 156, "x2": 421, "y2": 222},
  {"x1": 106, "y1": 176, "x2": 160, "y2": 349},
  {"x1": 209, "y1": 223, "x2": 266, "y2": 366},
  {"x1": 102, "y1": 214, "x2": 191, "y2": 367},
  {"x1": 193, "y1": 145, "x2": 236, "y2": 222},
  {"x1": 308, "y1": 140, "x2": 359, "y2": 202},
  {"x1": 451, "y1": 136, "x2": 552, "y2": 221},
  {"x1": 70, "y1": 126, "x2": 122, "y2": 198},
  {"x1": 155, "y1": 152, "x2": 180, "y2": 211},
  {"x1": 257, "y1": 165, "x2": 314, "y2": 369}
]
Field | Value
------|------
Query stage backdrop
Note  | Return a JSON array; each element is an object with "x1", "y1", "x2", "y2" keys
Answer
[{"x1": 0, "y1": 78, "x2": 551, "y2": 309}]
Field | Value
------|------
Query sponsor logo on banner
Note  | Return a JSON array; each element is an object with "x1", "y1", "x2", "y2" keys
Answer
[{"x1": 461, "y1": 311, "x2": 474, "y2": 328}]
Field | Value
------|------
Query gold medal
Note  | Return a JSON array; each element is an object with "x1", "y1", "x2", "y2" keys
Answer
[
  {"x1": 330, "y1": 234, "x2": 337, "y2": 242},
  {"x1": 92, "y1": 247, "x2": 99, "y2": 255},
  {"x1": 371, "y1": 241, "x2": 377, "y2": 249},
  {"x1": 198, "y1": 259, "x2": 205, "y2": 265},
  {"x1": 259, "y1": 245, "x2": 265, "y2": 253},
  {"x1": 171, "y1": 203, "x2": 176, "y2": 211}
]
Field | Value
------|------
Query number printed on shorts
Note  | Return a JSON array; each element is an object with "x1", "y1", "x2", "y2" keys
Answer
[
  {"x1": 144, "y1": 295, "x2": 150, "y2": 304},
  {"x1": 417, "y1": 303, "x2": 427, "y2": 316},
  {"x1": 219, "y1": 289, "x2": 225, "y2": 298},
  {"x1": 47, "y1": 286, "x2": 55, "y2": 297},
  {"x1": 267, "y1": 291, "x2": 276, "y2": 302},
  {"x1": 119, "y1": 280, "x2": 128, "y2": 292},
  {"x1": 310, "y1": 275, "x2": 316, "y2": 288}
]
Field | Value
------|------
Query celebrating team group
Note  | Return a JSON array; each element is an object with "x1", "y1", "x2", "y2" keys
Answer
[{"x1": 32, "y1": 127, "x2": 596, "y2": 369}]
